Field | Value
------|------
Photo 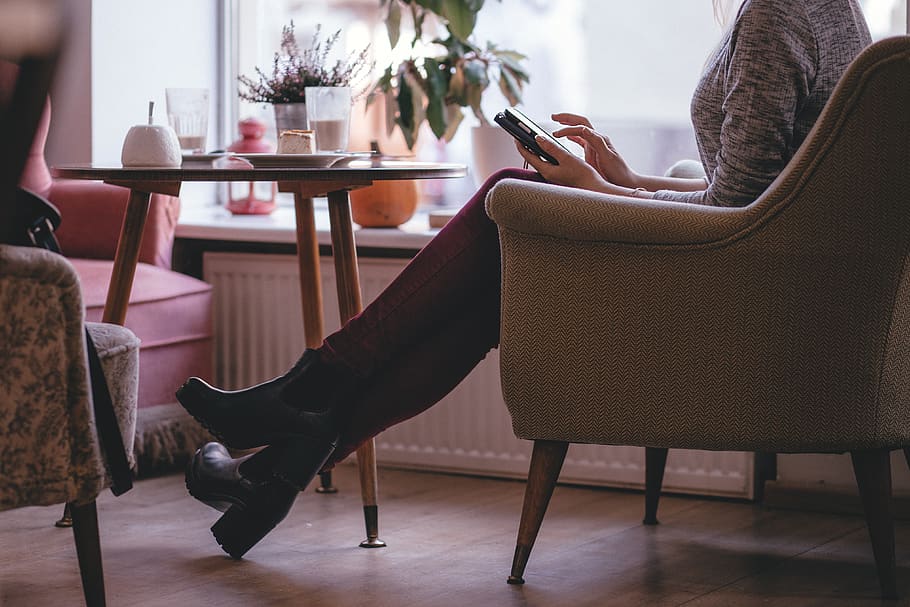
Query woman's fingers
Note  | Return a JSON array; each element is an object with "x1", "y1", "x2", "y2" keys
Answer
[
  {"x1": 514, "y1": 137, "x2": 569, "y2": 174},
  {"x1": 551, "y1": 112, "x2": 593, "y2": 128},
  {"x1": 523, "y1": 136, "x2": 608, "y2": 191},
  {"x1": 552, "y1": 126, "x2": 610, "y2": 155},
  {"x1": 551, "y1": 124, "x2": 602, "y2": 142},
  {"x1": 514, "y1": 140, "x2": 548, "y2": 173}
]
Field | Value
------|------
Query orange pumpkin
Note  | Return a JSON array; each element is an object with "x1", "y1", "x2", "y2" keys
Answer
[{"x1": 350, "y1": 180, "x2": 420, "y2": 228}]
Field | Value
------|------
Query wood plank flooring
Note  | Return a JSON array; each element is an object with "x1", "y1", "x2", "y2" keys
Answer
[{"x1": 2, "y1": 463, "x2": 909, "y2": 606}]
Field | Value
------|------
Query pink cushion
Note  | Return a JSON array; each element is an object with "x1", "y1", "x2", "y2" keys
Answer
[
  {"x1": 73, "y1": 259, "x2": 214, "y2": 407},
  {"x1": 49, "y1": 180, "x2": 180, "y2": 268}
]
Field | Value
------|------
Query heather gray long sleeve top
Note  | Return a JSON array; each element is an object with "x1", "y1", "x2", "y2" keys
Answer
[{"x1": 651, "y1": 0, "x2": 871, "y2": 207}]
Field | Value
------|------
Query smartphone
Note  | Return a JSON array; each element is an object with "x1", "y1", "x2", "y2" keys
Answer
[{"x1": 494, "y1": 107, "x2": 569, "y2": 165}]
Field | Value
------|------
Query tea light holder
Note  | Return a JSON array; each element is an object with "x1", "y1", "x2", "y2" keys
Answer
[{"x1": 226, "y1": 117, "x2": 277, "y2": 214}]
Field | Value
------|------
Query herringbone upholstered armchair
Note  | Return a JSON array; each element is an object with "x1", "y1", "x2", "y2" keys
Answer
[{"x1": 485, "y1": 36, "x2": 910, "y2": 598}]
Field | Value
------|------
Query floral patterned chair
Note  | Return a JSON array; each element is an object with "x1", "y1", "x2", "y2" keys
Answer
[
  {"x1": 0, "y1": 243, "x2": 140, "y2": 606},
  {"x1": 0, "y1": 14, "x2": 140, "y2": 604}
]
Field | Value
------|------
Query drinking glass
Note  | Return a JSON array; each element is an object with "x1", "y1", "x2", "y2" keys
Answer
[
  {"x1": 305, "y1": 86, "x2": 352, "y2": 152},
  {"x1": 165, "y1": 88, "x2": 209, "y2": 154}
]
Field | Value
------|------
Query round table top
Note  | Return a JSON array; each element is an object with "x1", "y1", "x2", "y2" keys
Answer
[{"x1": 51, "y1": 158, "x2": 467, "y2": 183}]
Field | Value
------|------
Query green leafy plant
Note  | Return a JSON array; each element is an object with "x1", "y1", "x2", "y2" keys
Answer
[
  {"x1": 369, "y1": 0, "x2": 530, "y2": 149},
  {"x1": 239, "y1": 22, "x2": 373, "y2": 104}
]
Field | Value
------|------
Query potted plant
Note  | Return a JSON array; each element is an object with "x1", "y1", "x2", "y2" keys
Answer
[
  {"x1": 368, "y1": 0, "x2": 531, "y2": 165},
  {"x1": 238, "y1": 22, "x2": 373, "y2": 138}
]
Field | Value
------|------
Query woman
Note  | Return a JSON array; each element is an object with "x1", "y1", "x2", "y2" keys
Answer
[{"x1": 178, "y1": 0, "x2": 872, "y2": 558}]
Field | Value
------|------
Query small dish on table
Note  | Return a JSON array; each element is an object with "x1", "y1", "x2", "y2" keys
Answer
[{"x1": 235, "y1": 153, "x2": 354, "y2": 168}]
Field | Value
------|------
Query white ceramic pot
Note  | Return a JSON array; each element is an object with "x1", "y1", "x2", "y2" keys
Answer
[
  {"x1": 470, "y1": 124, "x2": 526, "y2": 187},
  {"x1": 121, "y1": 124, "x2": 181, "y2": 167}
]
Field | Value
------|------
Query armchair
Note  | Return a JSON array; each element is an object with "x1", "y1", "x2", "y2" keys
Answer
[
  {"x1": 0, "y1": 243, "x2": 140, "y2": 605},
  {"x1": 486, "y1": 36, "x2": 910, "y2": 598}
]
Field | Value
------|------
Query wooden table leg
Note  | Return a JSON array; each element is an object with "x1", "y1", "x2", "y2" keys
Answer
[
  {"x1": 292, "y1": 193, "x2": 337, "y2": 494},
  {"x1": 326, "y1": 190, "x2": 385, "y2": 548},
  {"x1": 102, "y1": 189, "x2": 152, "y2": 324}
]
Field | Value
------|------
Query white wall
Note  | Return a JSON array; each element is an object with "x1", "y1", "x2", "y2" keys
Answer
[
  {"x1": 90, "y1": 0, "x2": 220, "y2": 163},
  {"x1": 45, "y1": 0, "x2": 92, "y2": 166},
  {"x1": 45, "y1": 1, "x2": 221, "y2": 166}
]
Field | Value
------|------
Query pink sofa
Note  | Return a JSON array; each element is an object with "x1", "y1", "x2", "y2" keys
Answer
[{"x1": 5, "y1": 63, "x2": 214, "y2": 470}]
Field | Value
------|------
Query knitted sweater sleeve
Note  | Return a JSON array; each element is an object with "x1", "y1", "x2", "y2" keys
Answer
[{"x1": 652, "y1": 0, "x2": 817, "y2": 207}]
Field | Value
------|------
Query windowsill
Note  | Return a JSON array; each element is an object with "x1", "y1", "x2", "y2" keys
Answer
[{"x1": 177, "y1": 199, "x2": 443, "y2": 250}]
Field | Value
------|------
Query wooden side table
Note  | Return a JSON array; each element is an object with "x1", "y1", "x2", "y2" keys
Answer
[{"x1": 52, "y1": 160, "x2": 467, "y2": 547}]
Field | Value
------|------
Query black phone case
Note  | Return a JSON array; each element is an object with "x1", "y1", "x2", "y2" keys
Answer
[{"x1": 494, "y1": 111, "x2": 560, "y2": 165}]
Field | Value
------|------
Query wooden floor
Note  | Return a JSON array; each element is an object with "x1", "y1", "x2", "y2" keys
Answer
[{"x1": 2, "y1": 464, "x2": 910, "y2": 607}]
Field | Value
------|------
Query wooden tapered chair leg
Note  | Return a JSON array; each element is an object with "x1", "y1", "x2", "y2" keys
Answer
[
  {"x1": 851, "y1": 449, "x2": 898, "y2": 600},
  {"x1": 508, "y1": 440, "x2": 568, "y2": 585},
  {"x1": 70, "y1": 500, "x2": 106, "y2": 607},
  {"x1": 643, "y1": 447, "x2": 668, "y2": 525}
]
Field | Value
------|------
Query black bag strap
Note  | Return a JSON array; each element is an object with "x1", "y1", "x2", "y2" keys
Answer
[{"x1": 5, "y1": 187, "x2": 62, "y2": 251}]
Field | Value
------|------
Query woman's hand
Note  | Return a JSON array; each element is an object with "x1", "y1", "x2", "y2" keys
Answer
[
  {"x1": 551, "y1": 113, "x2": 638, "y2": 188},
  {"x1": 514, "y1": 137, "x2": 611, "y2": 193}
]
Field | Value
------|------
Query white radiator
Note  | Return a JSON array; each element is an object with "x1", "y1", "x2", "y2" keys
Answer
[{"x1": 204, "y1": 251, "x2": 755, "y2": 498}]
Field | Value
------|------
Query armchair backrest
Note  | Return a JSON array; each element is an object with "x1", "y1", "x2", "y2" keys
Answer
[{"x1": 743, "y1": 35, "x2": 910, "y2": 433}]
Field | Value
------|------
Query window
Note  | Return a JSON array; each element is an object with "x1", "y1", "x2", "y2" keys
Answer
[{"x1": 228, "y1": 0, "x2": 907, "y2": 206}]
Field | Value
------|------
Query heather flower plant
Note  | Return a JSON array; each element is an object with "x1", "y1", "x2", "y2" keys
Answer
[{"x1": 238, "y1": 22, "x2": 373, "y2": 104}]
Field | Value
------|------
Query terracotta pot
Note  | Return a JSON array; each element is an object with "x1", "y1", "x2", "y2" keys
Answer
[{"x1": 350, "y1": 180, "x2": 420, "y2": 228}]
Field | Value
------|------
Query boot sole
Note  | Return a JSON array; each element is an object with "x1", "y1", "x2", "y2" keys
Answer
[{"x1": 211, "y1": 503, "x2": 285, "y2": 559}]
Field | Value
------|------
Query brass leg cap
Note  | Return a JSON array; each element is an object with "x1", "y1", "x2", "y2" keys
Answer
[
  {"x1": 315, "y1": 486, "x2": 339, "y2": 494},
  {"x1": 55, "y1": 517, "x2": 73, "y2": 528},
  {"x1": 507, "y1": 576, "x2": 525, "y2": 585},
  {"x1": 359, "y1": 537, "x2": 387, "y2": 548}
]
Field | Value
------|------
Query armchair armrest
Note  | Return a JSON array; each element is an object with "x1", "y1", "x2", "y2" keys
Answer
[
  {"x1": 484, "y1": 179, "x2": 760, "y2": 246},
  {"x1": 48, "y1": 179, "x2": 180, "y2": 268}
]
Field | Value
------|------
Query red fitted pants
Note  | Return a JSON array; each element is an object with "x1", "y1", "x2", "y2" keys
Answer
[{"x1": 318, "y1": 168, "x2": 542, "y2": 464}]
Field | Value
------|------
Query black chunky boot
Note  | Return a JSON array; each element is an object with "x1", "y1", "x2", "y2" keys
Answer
[
  {"x1": 176, "y1": 349, "x2": 347, "y2": 450},
  {"x1": 186, "y1": 442, "x2": 330, "y2": 559}
]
